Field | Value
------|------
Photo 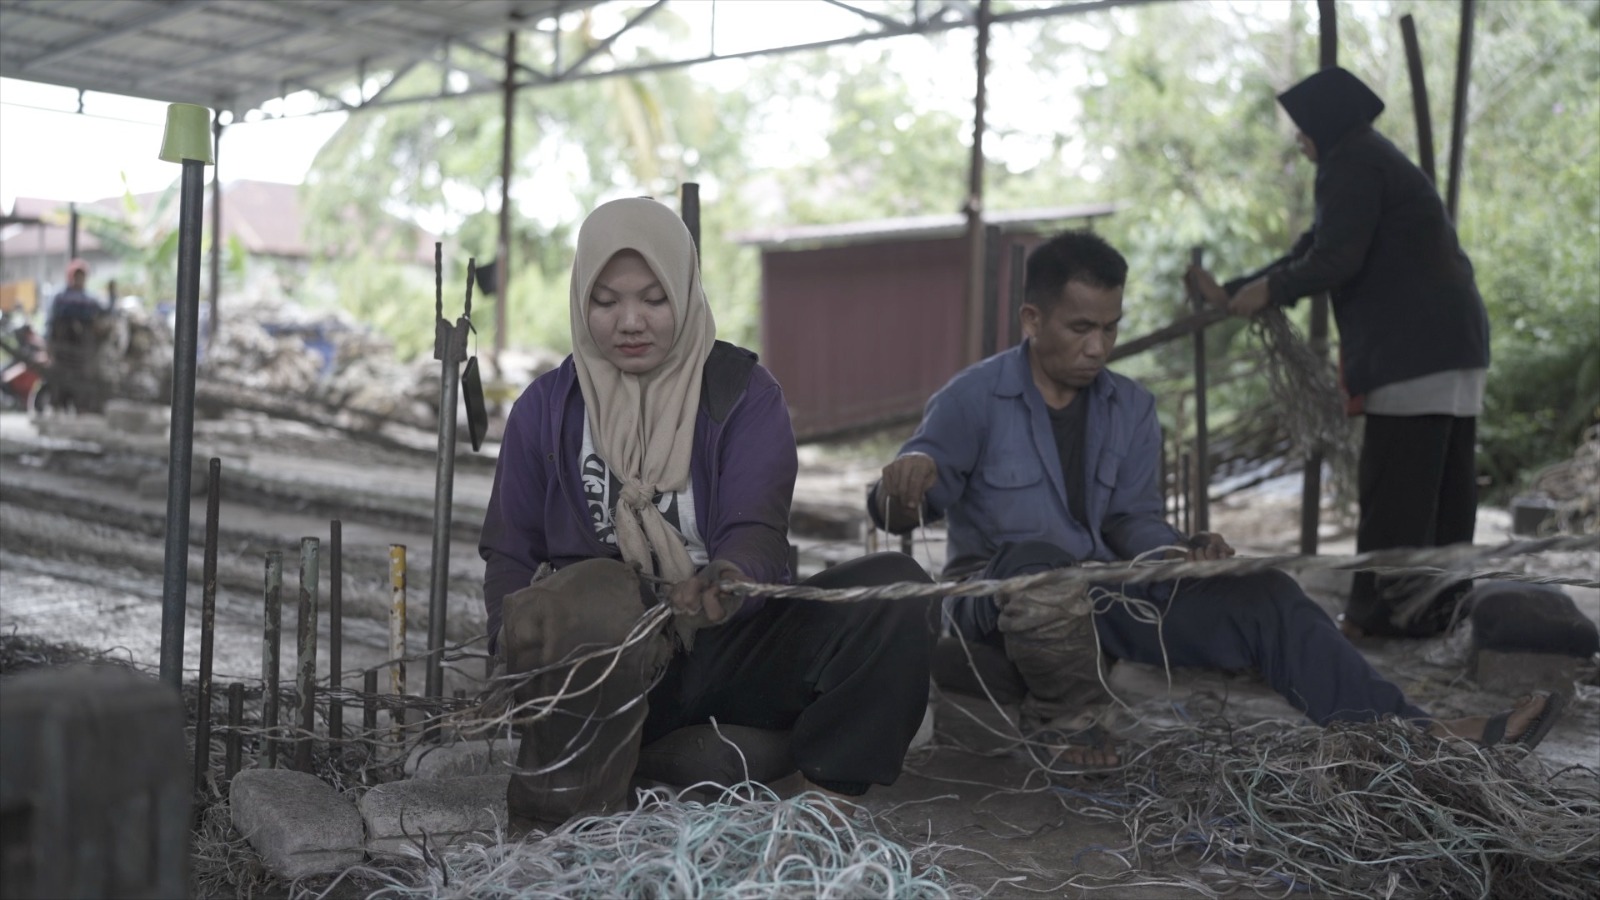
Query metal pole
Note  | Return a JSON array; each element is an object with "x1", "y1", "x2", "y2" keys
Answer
[
  {"x1": 1302, "y1": 0, "x2": 1339, "y2": 555},
  {"x1": 295, "y1": 537, "x2": 320, "y2": 771},
  {"x1": 194, "y1": 457, "x2": 221, "y2": 790},
  {"x1": 962, "y1": 0, "x2": 993, "y2": 365},
  {"x1": 158, "y1": 156, "x2": 207, "y2": 689},
  {"x1": 224, "y1": 683, "x2": 243, "y2": 782},
  {"x1": 1006, "y1": 242, "x2": 1025, "y2": 347},
  {"x1": 681, "y1": 182, "x2": 701, "y2": 254},
  {"x1": 261, "y1": 551, "x2": 282, "y2": 768},
  {"x1": 209, "y1": 115, "x2": 223, "y2": 343},
  {"x1": 1400, "y1": 15, "x2": 1437, "y2": 185},
  {"x1": 1445, "y1": 0, "x2": 1476, "y2": 222},
  {"x1": 495, "y1": 27, "x2": 517, "y2": 375},
  {"x1": 68, "y1": 202, "x2": 78, "y2": 261},
  {"x1": 1188, "y1": 247, "x2": 1210, "y2": 534},
  {"x1": 389, "y1": 545, "x2": 408, "y2": 701},
  {"x1": 980, "y1": 224, "x2": 1002, "y2": 358},
  {"x1": 428, "y1": 261, "x2": 468, "y2": 700},
  {"x1": 328, "y1": 519, "x2": 343, "y2": 742},
  {"x1": 363, "y1": 669, "x2": 379, "y2": 762}
]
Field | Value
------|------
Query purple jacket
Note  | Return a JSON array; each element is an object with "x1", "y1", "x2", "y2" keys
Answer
[{"x1": 479, "y1": 344, "x2": 797, "y2": 647}]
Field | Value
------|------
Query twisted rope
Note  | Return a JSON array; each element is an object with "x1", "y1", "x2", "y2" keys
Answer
[{"x1": 721, "y1": 535, "x2": 1600, "y2": 603}]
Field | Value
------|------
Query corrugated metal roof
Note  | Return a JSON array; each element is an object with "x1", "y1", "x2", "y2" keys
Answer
[
  {"x1": 0, "y1": 0, "x2": 587, "y2": 113},
  {"x1": 736, "y1": 202, "x2": 1121, "y2": 249}
]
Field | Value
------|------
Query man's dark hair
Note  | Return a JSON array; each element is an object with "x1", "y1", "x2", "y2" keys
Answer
[{"x1": 1024, "y1": 229, "x2": 1128, "y2": 312}]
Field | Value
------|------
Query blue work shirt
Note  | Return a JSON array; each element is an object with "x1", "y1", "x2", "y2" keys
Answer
[{"x1": 890, "y1": 341, "x2": 1183, "y2": 572}]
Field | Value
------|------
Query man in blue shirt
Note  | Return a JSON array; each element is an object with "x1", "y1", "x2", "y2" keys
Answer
[
  {"x1": 46, "y1": 259, "x2": 109, "y2": 413},
  {"x1": 869, "y1": 230, "x2": 1557, "y2": 766}
]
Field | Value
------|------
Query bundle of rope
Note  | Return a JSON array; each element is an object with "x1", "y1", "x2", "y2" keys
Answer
[{"x1": 1049, "y1": 719, "x2": 1600, "y2": 899}]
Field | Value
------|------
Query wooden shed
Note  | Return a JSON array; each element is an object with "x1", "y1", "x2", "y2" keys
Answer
[{"x1": 741, "y1": 204, "x2": 1116, "y2": 441}]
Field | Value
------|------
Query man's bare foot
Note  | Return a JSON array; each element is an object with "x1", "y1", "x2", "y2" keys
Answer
[{"x1": 1429, "y1": 691, "x2": 1558, "y2": 746}]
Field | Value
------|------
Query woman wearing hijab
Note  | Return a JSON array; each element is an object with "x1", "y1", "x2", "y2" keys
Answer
[
  {"x1": 1190, "y1": 67, "x2": 1491, "y2": 639},
  {"x1": 480, "y1": 197, "x2": 935, "y2": 826}
]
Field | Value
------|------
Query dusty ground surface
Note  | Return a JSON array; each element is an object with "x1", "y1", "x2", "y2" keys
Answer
[{"x1": 2, "y1": 403, "x2": 1596, "y2": 898}]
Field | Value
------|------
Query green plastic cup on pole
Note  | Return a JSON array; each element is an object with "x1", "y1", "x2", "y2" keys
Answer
[{"x1": 158, "y1": 103, "x2": 214, "y2": 690}]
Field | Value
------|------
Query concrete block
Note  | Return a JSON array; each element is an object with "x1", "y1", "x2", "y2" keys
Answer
[
  {"x1": 404, "y1": 738, "x2": 517, "y2": 780},
  {"x1": 229, "y1": 769, "x2": 365, "y2": 880},
  {"x1": 359, "y1": 774, "x2": 509, "y2": 857},
  {"x1": 0, "y1": 665, "x2": 190, "y2": 900},
  {"x1": 1470, "y1": 648, "x2": 1586, "y2": 695}
]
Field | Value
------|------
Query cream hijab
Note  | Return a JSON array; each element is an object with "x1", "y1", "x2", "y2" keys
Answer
[{"x1": 570, "y1": 197, "x2": 716, "y2": 583}]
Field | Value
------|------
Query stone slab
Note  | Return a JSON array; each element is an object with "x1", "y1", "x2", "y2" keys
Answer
[
  {"x1": 404, "y1": 738, "x2": 518, "y2": 780},
  {"x1": 359, "y1": 774, "x2": 509, "y2": 857},
  {"x1": 229, "y1": 769, "x2": 365, "y2": 880},
  {"x1": 1470, "y1": 648, "x2": 1586, "y2": 695}
]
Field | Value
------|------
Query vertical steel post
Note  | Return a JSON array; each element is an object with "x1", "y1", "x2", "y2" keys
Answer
[
  {"x1": 1302, "y1": 0, "x2": 1339, "y2": 556},
  {"x1": 495, "y1": 27, "x2": 517, "y2": 375},
  {"x1": 1180, "y1": 451, "x2": 1192, "y2": 536},
  {"x1": 1445, "y1": 0, "x2": 1476, "y2": 222},
  {"x1": 261, "y1": 551, "x2": 282, "y2": 768},
  {"x1": 158, "y1": 156, "x2": 209, "y2": 688},
  {"x1": 1188, "y1": 247, "x2": 1210, "y2": 534},
  {"x1": 224, "y1": 682, "x2": 243, "y2": 782},
  {"x1": 980, "y1": 224, "x2": 1002, "y2": 358},
  {"x1": 428, "y1": 257, "x2": 469, "y2": 700},
  {"x1": 363, "y1": 669, "x2": 379, "y2": 762},
  {"x1": 295, "y1": 537, "x2": 320, "y2": 772},
  {"x1": 961, "y1": 0, "x2": 993, "y2": 365},
  {"x1": 1007, "y1": 242, "x2": 1026, "y2": 347},
  {"x1": 209, "y1": 115, "x2": 223, "y2": 343},
  {"x1": 193, "y1": 458, "x2": 221, "y2": 790},
  {"x1": 328, "y1": 520, "x2": 343, "y2": 742},
  {"x1": 1400, "y1": 15, "x2": 1437, "y2": 185}
]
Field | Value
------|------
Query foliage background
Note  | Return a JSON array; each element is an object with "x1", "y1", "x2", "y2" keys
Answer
[{"x1": 300, "y1": 0, "x2": 1598, "y2": 502}]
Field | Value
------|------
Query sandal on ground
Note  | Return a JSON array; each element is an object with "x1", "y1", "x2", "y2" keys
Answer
[
  {"x1": 1479, "y1": 690, "x2": 1567, "y2": 751},
  {"x1": 1025, "y1": 723, "x2": 1122, "y2": 771}
]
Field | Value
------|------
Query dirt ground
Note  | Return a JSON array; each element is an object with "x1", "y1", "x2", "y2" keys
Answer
[{"x1": 2, "y1": 402, "x2": 1596, "y2": 898}]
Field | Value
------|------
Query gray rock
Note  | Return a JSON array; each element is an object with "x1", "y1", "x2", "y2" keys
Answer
[
  {"x1": 404, "y1": 738, "x2": 518, "y2": 780},
  {"x1": 359, "y1": 774, "x2": 509, "y2": 857},
  {"x1": 1470, "y1": 648, "x2": 1586, "y2": 695},
  {"x1": 229, "y1": 769, "x2": 365, "y2": 879}
]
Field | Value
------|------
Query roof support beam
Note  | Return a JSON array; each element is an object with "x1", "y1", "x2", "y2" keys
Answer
[
  {"x1": 561, "y1": 0, "x2": 665, "y2": 77},
  {"x1": 15, "y1": 0, "x2": 218, "y2": 73},
  {"x1": 819, "y1": 0, "x2": 904, "y2": 32}
]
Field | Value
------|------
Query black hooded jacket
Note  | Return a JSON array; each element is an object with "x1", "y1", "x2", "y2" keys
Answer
[{"x1": 1226, "y1": 67, "x2": 1490, "y2": 398}]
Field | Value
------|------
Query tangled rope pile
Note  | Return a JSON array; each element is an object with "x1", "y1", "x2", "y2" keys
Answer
[
  {"x1": 1048, "y1": 719, "x2": 1600, "y2": 899},
  {"x1": 1248, "y1": 305, "x2": 1359, "y2": 505},
  {"x1": 321, "y1": 784, "x2": 974, "y2": 900}
]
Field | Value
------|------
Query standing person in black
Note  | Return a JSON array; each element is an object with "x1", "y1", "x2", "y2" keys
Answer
[{"x1": 1190, "y1": 67, "x2": 1491, "y2": 639}]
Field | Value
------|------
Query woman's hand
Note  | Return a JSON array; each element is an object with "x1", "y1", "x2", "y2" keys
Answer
[
  {"x1": 669, "y1": 559, "x2": 749, "y2": 629},
  {"x1": 1226, "y1": 278, "x2": 1271, "y2": 316},
  {"x1": 1186, "y1": 265, "x2": 1230, "y2": 309}
]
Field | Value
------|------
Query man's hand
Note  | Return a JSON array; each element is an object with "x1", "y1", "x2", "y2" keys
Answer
[
  {"x1": 669, "y1": 559, "x2": 748, "y2": 627},
  {"x1": 879, "y1": 452, "x2": 938, "y2": 530},
  {"x1": 1184, "y1": 532, "x2": 1236, "y2": 561},
  {"x1": 1226, "y1": 277, "x2": 1271, "y2": 316},
  {"x1": 1186, "y1": 265, "x2": 1230, "y2": 309}
]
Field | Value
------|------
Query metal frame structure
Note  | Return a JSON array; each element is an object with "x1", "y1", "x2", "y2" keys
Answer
[{"x1": 1, "y1": 0, "x2": 1159, "y2": 116}]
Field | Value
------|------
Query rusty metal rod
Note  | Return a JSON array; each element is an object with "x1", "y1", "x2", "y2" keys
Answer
[
  {"x1": 328, "y1": 519, "x2": 343, "y2": 742},
  {"x1": 225, "y1": 682, "x2": 243, "y2": 782},
  {"x1": 1109, "y1": 307, "x2": 1227, "y2": 362},
  {"x1": 389, "y1": 545, "x2": 408, "y2": 700},
  {"x1": 194, "y1": 457, "x2": 221, "y2": 791},
  {"x1": 362, "y1": 668, "x2": 378, "y2": 759},
  {"x1": 295, "y1": 537, "x2": 320, "y2": 772},
  {"x1": 261, "y1": 551, "x2": 283, "y2": 768}
]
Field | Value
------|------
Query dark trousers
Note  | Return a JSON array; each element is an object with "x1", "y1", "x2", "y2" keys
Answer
[
  {"x1": 1348, "y1": 414, "x2": 1478, "y2": 636},
  {"x1": 949, "y1": 541, "x2": 1428, "y2": 726},
  {"x1": 642, "y1": 552, "x2": 936, "y2": 795}
]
